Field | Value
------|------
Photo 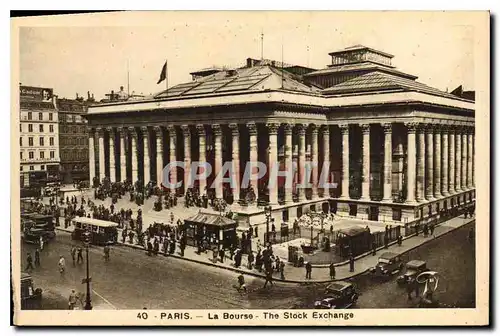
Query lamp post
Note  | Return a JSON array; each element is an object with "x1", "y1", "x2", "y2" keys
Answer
[
  {"x1": 82, "y1": 230, "x2": 92, "y2": 310},
  {"x1": 264, "y1": 205, "x2": 272, "y2": 245}
]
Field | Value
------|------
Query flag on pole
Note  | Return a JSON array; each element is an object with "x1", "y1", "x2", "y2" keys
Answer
[{"x1": 157, "y1": 60, "x2": 167, "y2": 84}]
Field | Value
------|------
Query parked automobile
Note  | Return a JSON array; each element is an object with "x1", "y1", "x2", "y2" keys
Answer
[
  {"x1": 314, "y1": 281, "x2": 359, "y2": 309},
  {"x1": 20, "y1": 273, "x2": 43, "y2": 309},
  {"x1": 369, "y1": 252, "x2": 403, "y2": 277},
  {"x1": 397, "y1": 260, "x2": 429, "y2": 285}
]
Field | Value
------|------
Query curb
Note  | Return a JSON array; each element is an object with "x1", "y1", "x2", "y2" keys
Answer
[{"x1": 55, "y1": 218, "x2": 474, "y2": 284}]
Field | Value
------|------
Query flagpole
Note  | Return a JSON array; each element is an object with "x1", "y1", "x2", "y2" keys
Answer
[
  {"x1": 127, "y1": 59, "x2": 130, "y2": 97},
  {"x1": 165, "y1": 59, "x2": 168, "y2": 92},
  {"x1": 281, "y1": 37, "x2": 284, "y2": 89}
]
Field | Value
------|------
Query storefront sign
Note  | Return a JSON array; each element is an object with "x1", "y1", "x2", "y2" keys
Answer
[{"x1": 20, "y1": 86, "x2": 53, "y2": 101}]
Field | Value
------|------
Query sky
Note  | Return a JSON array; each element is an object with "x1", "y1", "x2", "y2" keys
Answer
[{"x1": 17, "y1": 11, "x2": 475, "y2": 101}]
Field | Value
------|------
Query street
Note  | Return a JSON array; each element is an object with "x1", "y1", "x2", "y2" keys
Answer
[
  {"x1": 20, "y1": 221, "x2": 475, "y2": 310},
  {"x1": 295, "y1": 221, "x2": 476, "y2": 309}
]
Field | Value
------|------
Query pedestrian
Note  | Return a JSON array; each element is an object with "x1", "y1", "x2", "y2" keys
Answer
[
  {"x1": 263, "y1": 269, "x2": 274, "y2": 289},
  {"x1": 423, "y1": 223, "x2": 429, "y2": 237},
  {"x1": 407, "y1": 279, "x2": 414, "y2": 300},
  {"x1": 229, "y1": 246, "x2": 235, "y2": 260},
  {"x1": 58, "y1": 255, "x2": 66, "y2": 274},
  {"x1": 305, "y1": 261, "x2": 312, "y2": 279},
  {"x1": 247, "y1": 251, "x2": 254, "y2": 270},
  {"x1": 25, "y1": 253, "x2": 34, "y2": 272},
  {"x1": 329, "y1": 262, "x2": 336, "y2": 280},
  {"x1": 349, "y1": 254, "x2": 355, "y2": 272},
  {"x1": 254, "y1": 225, "x2": 258, "y2": 238},
  {"x1": 68, "y1": 289, "x2": 78, "y2": 310},
  {"x1": 103, "y1": 244, "x2": 110, "y2": 261},
  {"x1": 280, "y1": 261, "x2": 285, "y2": 280},
  {"x1": 372, "y1": 239, "x2": 377, "y2": 256},
  {"x1": 212, "y1": 247, "x2": 218, "y2": 263},
  {"x1": 430, "y1": 223, "x2": 435, "y2": 237},
  {"x1": 397, "y1": 235, "x2": 403, "y2": 246},
  {"x1": 219, "y1": 247, "x2": 225, "y2": 263},
  {"x1": 77, "y1": 247, "x2": 83, "y2": 264},
  {"x1": 384, "y1": 234, "x2": 389, "y2": 249},
  {"x1": 415, "y1": 223, "x2": 420, "y2": 236},
  {"x1": 39, "y1": 236, "x2": 44, "y2": 251},
  {"x1": 34, "y1": 249, "x2": 41, "y2": 267}
]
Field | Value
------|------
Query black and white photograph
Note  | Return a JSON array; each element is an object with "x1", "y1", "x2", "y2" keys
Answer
[{"x1": 10, "y1": 10, "x2": 489, "y2": 326}]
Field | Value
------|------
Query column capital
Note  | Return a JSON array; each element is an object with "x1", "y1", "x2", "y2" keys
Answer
[
  {"x1": 283, "y1": 123, "x2": 294, "y2": 134},
  {"x1": 424, "y1": 124, "x2": 436, "y2": 133},
  {"x1": 359, "y1": 123, "x2": 370, "y2": 134},
  {"x1": 167, "y1": 125, "x2": 176, "y2": 137},
  {"x1": 309, "y1": 123, "x2": 319, "y2": 134},
  {"x1": 140, "y1": 126, "x2": 149, "y2": 136},
  {"x1": 87, "y1": 126, "x2": 95, "y2": 134},
  {"x1": 96, "y1": 127, "x2": 105, "y2": 136},
  {"x1": 212, "y1": 123, "x2": 222, "y2": 136},
  {"x1": 246, "y1": 122, "x2": 257, "y2": 135},
  {"x1": 106, "y1": 127, "x2": 115, "y2": 135},
  {"x1": 128, "y1": 127, "x2": 138, "y2": 138},
  {"x1": 153, "y1": 125, "x2": 163, "y2": 135},
  {"x1": 339, "y1": 123, "x2": 349, "y2": 134},
  {"x1": 266, "y1": 122, "x2": 279, "y2": 135},
  {"x1": 181, "y1": 124, "x2": 191, "y2": 137},
  {"x1": 229, "y1": 123, "x2": 239, "y2": 135},
  {"x1": 320, "y1": 124, "x2": 330, "y2": 134},
  {"x1": 467, "y1": 127, "x2": 475, "y2": 135},
  {"x1": 296, "y1": 123, "x2": 306, "y2": 135},
  {"x1": 381, "y1": 122, "x2": 392, "y2": 133},
  {"x1": 196, "y1": 124, "x2": 206, "y2": 136},
  {"x1": 404, "y1": 122, "x2": 419, "y2": 133}
]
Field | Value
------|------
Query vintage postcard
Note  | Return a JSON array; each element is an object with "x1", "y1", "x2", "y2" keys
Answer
[{"x1": 11, "y1": 11, "x2": 490, "y2": 326}]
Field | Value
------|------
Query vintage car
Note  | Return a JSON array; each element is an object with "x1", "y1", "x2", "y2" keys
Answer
[
  {"x1": 397, "y1": 260, "x2": 429, "y2": 285},
  {"x1": 369, "y1": 252, "x2": 403, "y2": 276},
  {"x1": 314, "y1": 281, "x2": 359, "y2": 309},
  {"x1": 23, "y1": 227, "x2": 56, "y2": 244},
  {"x1": 20, "y1": 273, "x2": 43, "y2": 309}
]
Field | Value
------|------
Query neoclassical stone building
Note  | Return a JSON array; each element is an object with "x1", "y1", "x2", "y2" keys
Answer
[{"x1": 86, "y1": 45, "x2": 475, "y2": 227}]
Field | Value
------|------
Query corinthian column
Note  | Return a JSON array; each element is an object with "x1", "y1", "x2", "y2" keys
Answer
[
  {"x1": 229, "y1": 123, "x2": 240, "y2": 203},
  {"x1": 118, "y1": 128, "x2": 127, "y2": 183},
  {"x1": 267, "y1": 122, "x2": 279, "y2": 205},
  {"x1": 405, "y1": 122, "x2": 417, "y2": 204},
  {"x1": 448, "y1": 127, "x2": 455, "y2": 194},
  {"x1": 416, "y1": 125, "x2": 425, "y2": 202},
  {"x1": 310, "y1": 124, "x2": 319, "y2": 200},
  {"x1": 129, "y1": 127, "x2": 138, "y2": 183},
  {"x1": 107, "y1": 127, "x2": 116, "y2": 183},
  {"x1": 167, "y1": 125, "x2": 177, "y2": 194},
  {"x1": 434, "y1": 126, "x2": 442, "y2": 198},
  {"x1": 212, "y1": 124, "x2": 223, "y2": 199},
  {"x1": 181, "y1": 125, "x2": 191, "y2": 193},
  {"x1": 196, "y1": 125, "x2": 207, "y2": 195},
  {"x1": 141, "y1": 126, "x2": 151, "y2": 185},
  {"x1": 360, "y1": 123, "x2": 370, "y2": 200},
  {"x1": 321, "y1": 125, "x2": 330, "y2": 198},
  {"x1": 425, "y1": 125, "x2": 435, "y2": 200},
  {"x1": 97, "y1": 127, "x2": 105, "y2": 180},
  {"x1": 297, "y1": 123, "x2": 306, "y2": 202},
  {"x1": 284, "y1": 123, "x2": 294, "y2": 203},
  {"x1": 154, "y1": 126, "x2": 164, "y2": 186},
  {"x1": 441, "y1": 126, "x2": 449, "y2": 196},
  {"x1": 461, "y1": 130, "x2": 467, "y2": 191},
  {"x1": 88, "y1": 127, "x2": 96, "y2": 184},
  {"x1": 382, "y1": 123, "x2": 392, "y2": 202},
  {"x1": 467, "y1": 128, "x2": 473, "y2": 189},
  {"x1": 340, "y1": 124, "x2": 350, "y2": 199},
  {"x1": 247, "y1": 122, "x2": 259, "y2": 200},
  {"x1": 455, "y1": 127, "x2": 462, "y2": 191}
]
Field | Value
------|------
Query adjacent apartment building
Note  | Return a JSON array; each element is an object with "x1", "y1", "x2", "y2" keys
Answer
[{"x1": 19, "y1": 86, "x2": 60, "y2": 187}]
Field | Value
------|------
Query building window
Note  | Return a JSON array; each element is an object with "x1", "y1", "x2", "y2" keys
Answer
[
  {"x1": 40, "y1": 165, "x2": 45, "y2": 170},
  {"x1": 49, "y1": 125, "x2": 54, "y2": 132},
  {"x1": 19, "y1": 124, "x2": 22, "y2": 132},
  {"x1": 49, "y1": 137, "x2": 54, "y2": 146},
  {"x1": 72, "y1": 115, "x2": 76, "y2": 123},
  {"x1": 28, "y1": 112, "x2": 32, "y2": 120},
  {"x1": 20, "y1": 152, "x2": 23, "y2": 160},
  {"x1": 20, "y1": 166, "x2": 23, "y2": 171},
  {"x1": 28, "y1": 151, "x2": 34, "y2": 159},
  {"x1": 40, "y1": 151, "x2": 45, "y2": 159},
  {"x1": 38, "y1": 112, "x2": 43, "y2": 120},
  {"x1": 28, "y1": 137, "x2": 33, "y2": 146},
  {"x1": 39, "y1": 137, "x2": 44, "y2": 146},
  {"x1": 49, "y1": 113, "x2": 53, "y2": 121},
  {"x1": 50, "y1": 151, "x2": 55, "y2": 159},
  {"x1": 19, "y1": 137, "x2": 22, "y2": 146},
  {"x1": 29, "y1": 165, "x2": 34, "y2": 171},
  {"x1": 28, "y1": 124, "x2": 33, "y2": 132},
  {"x1": 39, "y1": 124, "x2": 44, "y2": 132}
]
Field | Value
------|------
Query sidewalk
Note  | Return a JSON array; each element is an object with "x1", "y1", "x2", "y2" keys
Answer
[{"x1": 56, "y1": 214, "x2": 475, "y2": 284}]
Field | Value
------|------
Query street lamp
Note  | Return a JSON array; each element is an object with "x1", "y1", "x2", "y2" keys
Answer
[
  {"x1": 82, "y1": 230, "x2": 92, "y2": 310},
  {"x1": 264, "y1": 205, "x2": 272, "y2": 245}
]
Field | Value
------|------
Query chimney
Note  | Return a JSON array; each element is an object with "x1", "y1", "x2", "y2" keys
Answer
[
  {"x1": 87, "y1": 91, "x2": 91, "y2": 100},
  {"x1": 246, "y1": 58, "x2": 253, "y2": 67},
  {"x1": 120, "y1": 86, "x2": 124, "y2": 91},
  {"x1": 111, "y1": 90, "x2": 114, "y2": 101},
  {"x1": 76, "y1": 93, "x2": 79, "y2": 99},
  {"x1": 91, "y1": 93, "x2": 94, "y2": 100}
]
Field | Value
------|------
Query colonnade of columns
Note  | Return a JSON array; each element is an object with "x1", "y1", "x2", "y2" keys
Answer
[{"x1": 88, "y1": 121, "x2": 475, "y2": 206}]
